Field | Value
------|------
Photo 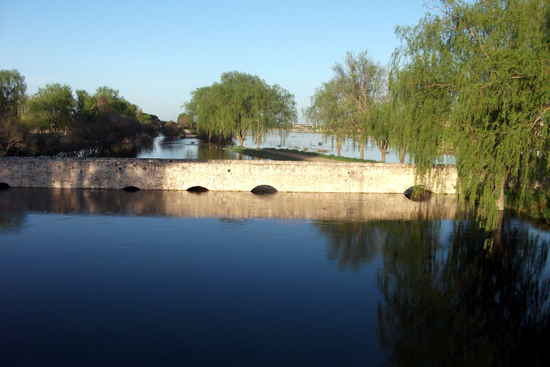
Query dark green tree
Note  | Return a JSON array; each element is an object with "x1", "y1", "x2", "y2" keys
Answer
[
  {"x1": 71, "y1": 87, "x2": 143, "y2": 155},
  {"x1": 94, "y1": 86, "x2": 137, "y2": 119},
  {"x1": 0, "y1": 69, "x2": 28, "y2": 155},
  {"x1": 0, "y1": 69, "x2": 27, "y2": 117},
  {"x1": 162, "y1": 120, "x2": 182, "y2": 138}
]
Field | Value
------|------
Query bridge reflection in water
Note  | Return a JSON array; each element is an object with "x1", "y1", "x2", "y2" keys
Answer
[{"x1": 0, "y1": 188, "x2": 463, "y2": 221}]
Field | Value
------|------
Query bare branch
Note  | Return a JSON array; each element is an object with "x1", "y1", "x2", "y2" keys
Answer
[{"x1": 530, "y1": 103, "x2": 550, "y2": 130}]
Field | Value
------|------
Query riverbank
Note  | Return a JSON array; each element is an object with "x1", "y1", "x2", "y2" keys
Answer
[
  {"x1": 183, "y1": 129, "x2": 197, "y2": 138},
  {"x1": 225, "y1": 147, "x2": 378, "y2": 163}
]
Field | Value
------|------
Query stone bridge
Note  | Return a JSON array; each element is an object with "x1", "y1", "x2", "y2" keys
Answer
[{"x1": 0, "y1": 157, "x2": 458, "y2": 194}]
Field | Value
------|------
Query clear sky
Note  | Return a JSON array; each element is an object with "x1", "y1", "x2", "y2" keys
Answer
[{"x1": 0, "y1": 0, "x2": 429, "y2": 122}]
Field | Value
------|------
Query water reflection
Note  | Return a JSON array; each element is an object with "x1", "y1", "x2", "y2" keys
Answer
[
  {"x1": 138, "y1": 137, "x2": 259, "y2": 160},
  {"x1": 1, "y1": 188, "x2": 548, "y2": 366},
  {"x1": 375, "y1": 218, "x2": 550, "y2": 366},
  {"x1": 311, "y1": 215, "x2": 550, "y2": 366},
  {"x1": 0, "y1": 188, "x2": 460, "y2": 223},
  {"x1": 0, "y1": 210, "x2": 25, "y2": 233},
  {"x1": 315, "y1": 221, "x2": 388, "y2": 270},
  {"x1": 138, "y1": 133, "x2": 407, "y2": 162}
]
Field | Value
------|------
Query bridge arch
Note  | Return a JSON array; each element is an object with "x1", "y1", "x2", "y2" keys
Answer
[
  {"x1": 0, "y1": 182, "x2": 10, "y2": 190},
  {"x1": 187, "y1": 186, "x2": 209, "y2": 193},
  {"x1": 122, "y1": 186, "x2": 140, "y2": 192},
  {"x1": 251, "y1": 185, "x2": 278, "y2": 195}
]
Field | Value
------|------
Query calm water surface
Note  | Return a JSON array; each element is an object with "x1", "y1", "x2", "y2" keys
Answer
[
  {"x1": 1, "y1": 189, "x2": 548, "y2": 366},
  {"x1": 137, "y1": 132, "x2": 408, "y2": 162}
]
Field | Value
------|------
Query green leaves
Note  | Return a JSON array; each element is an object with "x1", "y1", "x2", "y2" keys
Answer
[
  {"x1": 183, "y1": 71, "x2": 296, "y2": 146},
  {"x1": 24, "y1": 83, "x2": 76, "y2": 132},
  {"x1": 305, "y1": 51, "x2": 389, "y2": 160},
  {"x1": 392, "y1": 0, "x2": 550, "y2": 229},
  {"x1": 0, "y1": 69, "x2": 27, "y2": 118}
]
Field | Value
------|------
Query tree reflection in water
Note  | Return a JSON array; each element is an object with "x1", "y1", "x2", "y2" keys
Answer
[
  {"x1": 314, "y1": 221, "x2": 389, "y2": 270},
  {"x1": 0, "y1": 210, "x2": 26, "y2": 233},
  {"x1": 373, "y1": 217, "x2": 550, "y2": 367}
]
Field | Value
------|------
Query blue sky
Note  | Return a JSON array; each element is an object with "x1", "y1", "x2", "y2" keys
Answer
[{"x1": 0, "y1": 0, "x2": 429, "y2": 122}]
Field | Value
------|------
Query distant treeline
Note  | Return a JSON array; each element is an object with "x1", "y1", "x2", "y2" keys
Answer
[{"x1": 0, "y1": 72, "x2": 183, "y2": 157}]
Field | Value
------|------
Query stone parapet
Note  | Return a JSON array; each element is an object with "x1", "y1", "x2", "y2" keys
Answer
[{"x1": 0, "y1": 157, "x2": 458, "y2": 194}]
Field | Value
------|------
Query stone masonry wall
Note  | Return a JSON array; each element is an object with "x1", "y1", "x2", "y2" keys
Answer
[{"x1": 0, "y1": 157, "x2": 458, "y2": 194}]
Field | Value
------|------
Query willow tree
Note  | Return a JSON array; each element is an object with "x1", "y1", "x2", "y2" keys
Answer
[
  {"x1": 184, "y1": 85, "x2": 232, "y2": 143},
  {"x1": 183, "y1": 71, "x2": 296, "y2": 146},
  {"x1": 391, "y1": 0, "x2": 550, "y2": 229},
  {"x1": 305, "y1": 52, "x2": 389, "y2": 160},
  {"x1": 251, "y1": 84, "x2": 296, "y2": 148},
  {"x1": 333, "y1": 51, "x2": 389, "y2": 161},
  {"x1": 304, "y1": 79, "x2": 348, "y2": 156}
]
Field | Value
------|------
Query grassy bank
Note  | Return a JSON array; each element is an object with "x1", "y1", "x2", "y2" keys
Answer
[
  {"x1": 507, "y1": 188, "x2": 550, "y2": 227},
  {"x1": 224, "y1": 147, "x2": 378, "y2": 163}
]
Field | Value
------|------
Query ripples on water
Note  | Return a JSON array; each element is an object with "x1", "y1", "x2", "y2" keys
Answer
[{"x1": 1, "y1": 189, "x2": 548, "y2": 366}]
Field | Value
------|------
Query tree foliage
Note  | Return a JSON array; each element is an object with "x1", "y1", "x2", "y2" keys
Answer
[
  {"x1": 0, "y1": 69, "x2": 28, "y2": 155},
  {"x1": 305, "y1": 51, "x2": 389, "y2": 160},
  {"x1": 183, "y1": 71, "x2": 296, "y2": 146},
  {"x1": 0, "y1": 70, "x2": 163, "y2": 156},
  {"x1": 71, "y1": 86, "x2": 146, "y2": 154},
  {"x1": 24, "y1": 83, "x2": 76, "y2": 132},
  {"x1": 0, "y1": 112, "x2": 27, "y2": 156},
  {"x1": 95, "y1": 86, "x2": 138, "y2": 119},
  {"x1": 0, "y1": 69, "x2": 27, "y2": 118},
  {"x1": 392, "y1": 0, "x2": 550, "y2": 228},
  {"x1": 304, "y1": 79, "x2": 348, "y2": 156},
  {"x1": 162, "y1": 120, "x2": 183, "y2": 138},
  {"x1": 334, "y1": 51, "x2": 389, "y2": 160},
  {"x1": 304, "y1": 0, "x2": 549, "y2": 226},
  {"x1": 390, "y1": 0, "x2": 550, "y2": 229}
]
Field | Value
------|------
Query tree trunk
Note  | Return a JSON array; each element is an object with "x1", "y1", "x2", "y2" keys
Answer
[
  {"x1": 256, "y1": 120, "x2": 261, "y2": 149},
  {"x1": 399, "y1": 147, "x2": 406, "y2": 163},
  {"x1": 377, "y1": 142, "x2": 387, "y2": 163},
  {"x1": 497, "y1": 179, "x2": 506, "y2": 211},
  {"x1": 218, "y1": 127, "x2": 224, "y2": 145},
  {"x1": 337, "y1": 138, "x2": 342, "y2": 157},
  {"x1": 360, "y1": 144, "x2": 364, "y2": 160}
]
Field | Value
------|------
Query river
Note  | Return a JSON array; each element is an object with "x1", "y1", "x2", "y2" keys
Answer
[
  {"x1": 1, "y1": 188, "x2": 548, "y2": 366},
  {"x1": 137, "y1": 131, "x2": 407, "y2": 162}
]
